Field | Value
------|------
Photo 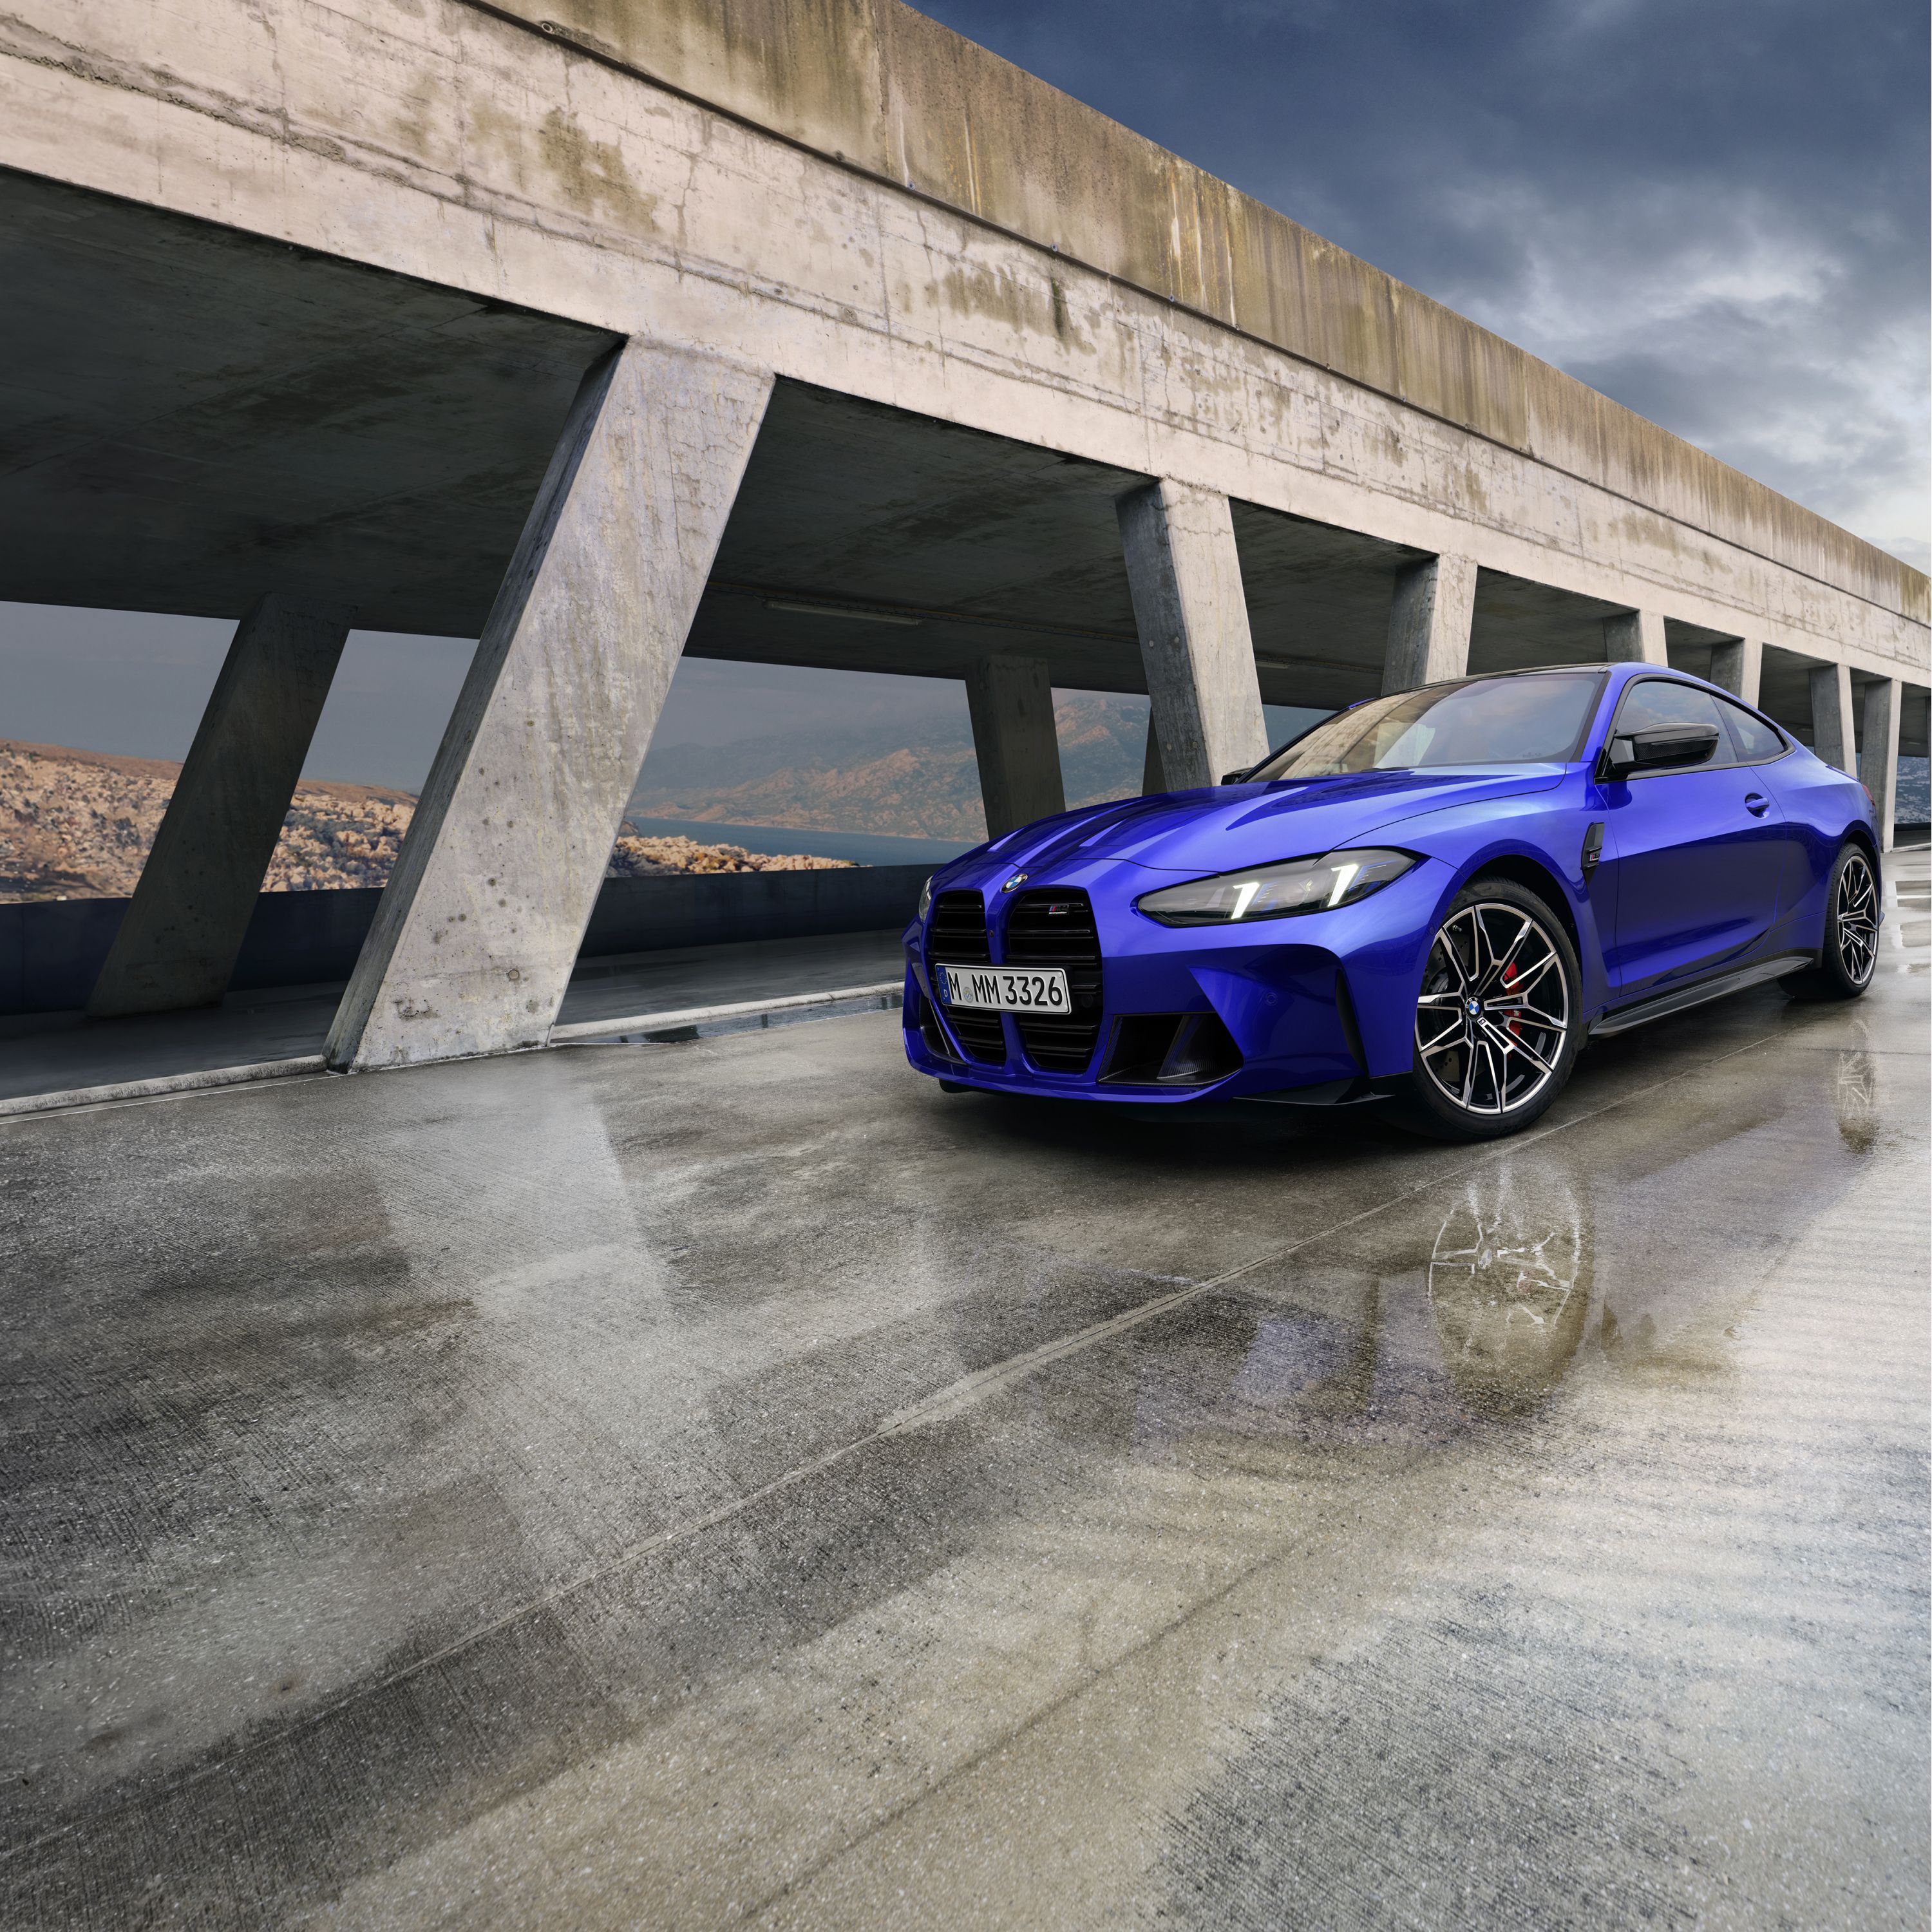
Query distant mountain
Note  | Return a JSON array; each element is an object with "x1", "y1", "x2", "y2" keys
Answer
[{"x1": 631, "y1": 691, "x2": 1150, "y2": 839}]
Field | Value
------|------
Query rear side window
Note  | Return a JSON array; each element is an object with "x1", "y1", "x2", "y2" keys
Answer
[
  {"x1": 1612, "y1": 679, "x2": 1735, "y2": 768},
  {"x1": 1716, "y1": 696, "x2": 1786, "y2": 762}
]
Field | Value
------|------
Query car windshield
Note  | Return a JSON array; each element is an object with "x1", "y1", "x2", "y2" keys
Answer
[{"x1": 1249, "y1": 672, "x2": 1604, "y2": 781}]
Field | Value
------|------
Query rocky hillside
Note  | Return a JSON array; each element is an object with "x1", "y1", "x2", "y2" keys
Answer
[
  {"x1": 0, "y1": 742, "x2": 849, "y2": 902},
  {"x1": 630, "y1": 692, "x2": 1150, "y2": 839}
]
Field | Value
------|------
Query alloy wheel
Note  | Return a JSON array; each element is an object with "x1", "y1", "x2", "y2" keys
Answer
[
  {"x1": 1415, "y1": 902, "x2": 1571, "y2": 1117},
  {"x1": 1835, "y1": 851, "x2": 1879, "y2": 987}
]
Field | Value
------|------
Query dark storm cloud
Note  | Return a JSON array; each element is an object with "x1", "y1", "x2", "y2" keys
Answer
[{"x1": 916, "y1": 0, "x2": 1930, "y2": 568}]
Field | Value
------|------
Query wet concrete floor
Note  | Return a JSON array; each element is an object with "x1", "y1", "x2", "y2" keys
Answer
[{"x1": 2, "y1": 851, "x2": 1926, "y2": 1928}]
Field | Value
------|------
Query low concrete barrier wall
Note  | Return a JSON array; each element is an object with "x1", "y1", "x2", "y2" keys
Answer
[{"x1": 0, "y1": 866, "x2": 927, "y2": 1016}]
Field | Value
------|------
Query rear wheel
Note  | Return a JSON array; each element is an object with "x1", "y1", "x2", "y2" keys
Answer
[
  {"x1": 1780, "y1": 844, "x2": 1878, "y2": 1001},
  {"x1": 1396, "y1": 880, "x2": 1584, "y2": 1142}
]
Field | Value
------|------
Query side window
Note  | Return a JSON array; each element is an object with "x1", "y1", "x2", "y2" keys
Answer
[
  {"x1": 1715, "y1": 694, "x2": 1786, "y2": 763},
  {"x1": 1612, "y1": 679, "x2": 1734, "y2": 769}
]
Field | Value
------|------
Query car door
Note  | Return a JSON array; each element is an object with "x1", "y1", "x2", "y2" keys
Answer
[{"x1": 1597, "y1": 677, "x2": 1788, "y2": 992}]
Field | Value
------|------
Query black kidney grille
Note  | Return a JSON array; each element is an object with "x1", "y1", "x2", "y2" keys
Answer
[
  {"x1": 929, "y1": 891, "x2": 991, "y2": 965},
  {"x1": 928, "y1": 890, "x2": 1005, "y2": 1063},
  {"x1": 1003, "y1": 889, "x2": 1103, "y2": 1071}
]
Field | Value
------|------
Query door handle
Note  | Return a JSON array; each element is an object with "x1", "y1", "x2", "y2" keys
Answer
[{"x1": 1745, "y1": 792, "x2": 1770, "y2": 817}]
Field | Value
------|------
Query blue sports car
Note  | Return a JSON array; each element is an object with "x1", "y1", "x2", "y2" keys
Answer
[{"x1": 902, "y1": 662, "x2": 1882, "y2": 1140}]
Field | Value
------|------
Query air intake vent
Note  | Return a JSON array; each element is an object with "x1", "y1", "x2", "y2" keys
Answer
[
  {"x1": 1003, "y1": 889, "x2": 1103, "y2": 1072},
  {"x1": 927, "y1": 891, "x2": 1004, "y2": 1063}
]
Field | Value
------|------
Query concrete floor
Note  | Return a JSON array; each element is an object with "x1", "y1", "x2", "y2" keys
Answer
[
  {"x1": 1, "y1": 854, "x2": 1925, "y2": 1929},
  {"x1": 0, "y1": 929, "x2": 906, "y2": 1103}
]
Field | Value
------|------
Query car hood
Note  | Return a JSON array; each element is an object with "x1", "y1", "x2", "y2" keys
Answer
[{"x1": 976, "y1": 766, "x2": 1567, "y2": 878}]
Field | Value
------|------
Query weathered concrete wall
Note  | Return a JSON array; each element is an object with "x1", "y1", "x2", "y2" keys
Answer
[
  {"x1": 475, "y1": 0, "x2": 1921, "y2": 630},
  {"x1": 87, "y1": 594, "x2": 353, "y2": 1016},
  {"x1": 0, "y1": 867, "x2": 927, "y2": 1018},
  {"x1": 327, "y1": 341, "x2": 774, "y2": 1070},
  {"x1": 1119, "y1": 482, "x2": 1271, "y2": 787},
  {"x1": 0, "y1": 0, "x2": 1924, "y2": 686}
]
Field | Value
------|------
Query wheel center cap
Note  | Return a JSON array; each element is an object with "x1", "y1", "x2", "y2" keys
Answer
[{"x1": 1466, "y1": 999, "x2": 1482, "y2": 1016}]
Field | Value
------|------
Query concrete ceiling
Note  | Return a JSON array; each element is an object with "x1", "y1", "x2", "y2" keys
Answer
[{"x1": 0, "y1": 169, "x2": 620, "y2": 636}]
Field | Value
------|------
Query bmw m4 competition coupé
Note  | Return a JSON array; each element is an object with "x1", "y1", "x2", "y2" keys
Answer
[{"x1": 901, "y1": 663, "x2": 1881, "y2": 1141}]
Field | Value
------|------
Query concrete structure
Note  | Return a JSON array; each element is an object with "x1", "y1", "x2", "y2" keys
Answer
[
  {"x1": 86, "y1": 594, "x2": 354, "y2": 1016},
  {"x1": 1, "y1": 0, "x2": 1926, "y2": 1071},
  {"x1": 326, "y1": 341, "x2": 773, "y2": 1070},
  {"x1": 1603, "y1": 609, "x2": 1671, "y2": 667},
  {"x1": 1383, "y1": 554, "x2": 1478, "y2": 693},
  {"x1": 965, "y1": 654, "x2": 1066, "y2": 837},
  {"x1": 1118, "y1": 481, "x2": 1271, "y2": 787}
]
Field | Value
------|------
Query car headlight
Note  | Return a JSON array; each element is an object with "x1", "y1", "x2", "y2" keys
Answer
[
  {"x1": 1135, "y1": 848, "x2": 1417, "y2": 925},
  {"x1": 917, "y1": 875, "x2": 934, "y2": 922}
]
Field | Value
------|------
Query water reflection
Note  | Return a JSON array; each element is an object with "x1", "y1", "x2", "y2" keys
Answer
[
  {"x1": 1835, "y1": 1048, "x2": 1878, "y2": 1153},
  {"x1": 1428, "y1": 1167, "x2": 1593, "y2": 1417}
]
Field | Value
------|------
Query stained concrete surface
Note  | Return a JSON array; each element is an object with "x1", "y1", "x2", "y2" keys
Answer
[
  {"x1": 1, "y1": 853, "x2": 1925, "y2": 1928},
  {"x1": 0, "y1": 929, "x2": 907, "y2": 1104}
]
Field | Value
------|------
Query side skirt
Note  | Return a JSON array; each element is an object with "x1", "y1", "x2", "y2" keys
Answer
[{"x1": 1589, "y1": 951, "x2": 1817, "y2": 1039}]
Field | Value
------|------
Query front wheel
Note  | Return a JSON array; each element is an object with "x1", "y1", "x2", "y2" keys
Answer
[
  {"x1": 1394, "y1": 880, "x2": 1584, "y2": 1142},
  {"x1": 1780, "y1": 844, "x2": 1879, "y2": 1001}
]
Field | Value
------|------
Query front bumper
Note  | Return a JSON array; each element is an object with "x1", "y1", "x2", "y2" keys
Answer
[{"x1": 901, "y1": 856, "x2": 1446, "y2": 1104}]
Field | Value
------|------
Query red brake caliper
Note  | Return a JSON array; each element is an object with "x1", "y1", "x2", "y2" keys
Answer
[{"x1": 1503, "y1": 960, "x2": 1520, "y2": 1035}]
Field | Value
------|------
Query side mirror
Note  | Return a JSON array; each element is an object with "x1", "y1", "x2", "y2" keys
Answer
[{"x1": 1601, "y1": 722, "x2": 1721, "y2": 779}]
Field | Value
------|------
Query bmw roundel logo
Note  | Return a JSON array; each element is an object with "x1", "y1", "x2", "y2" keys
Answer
[
  {"x1": 1002, "y1": 872, "x2": 1029, "y2": 893},
  {"x1": 1466, "y1": 999, "x2": 1482, "y2": 1015}
]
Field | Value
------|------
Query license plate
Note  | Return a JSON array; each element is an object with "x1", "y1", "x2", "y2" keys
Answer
[{"x1": 938, "y1": 964, "x2": 1070, "y2": 1014}]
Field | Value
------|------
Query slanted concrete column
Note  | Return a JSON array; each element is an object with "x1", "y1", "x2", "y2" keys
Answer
[
  {"x1": 1603, "y1": 609, "x2": 1669, "y2": 665},
  {"x1": 1708, "y1": 638, "x2": 1763, "y2": 706},
  {"x1": 1383, "y1": 554, "x2": 1476, "y2": 693},
  {"x1": 1860, "y1": 677, "x2": 1901, "y2": 849},
  {"x1": 1117, "y1": 480, "x2": 1269, "y2": 790},
  {"x1": 1141, "y1": 714, "x2": 1168, "y2": 796},
  {"x1": 965, "y1": 654, "x2": 1065, "y2": 838},
  {"x1": 327, "y1": 341, "x2": 773, "y2": 1071},
  {"x1": 1809, "y1": 661, "x2": 1857, "y2": 774},
  {"x1": 87, "y1": 594, "x2": 354, "y2": 1017}
]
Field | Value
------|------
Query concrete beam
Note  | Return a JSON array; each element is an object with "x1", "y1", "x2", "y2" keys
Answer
[
  {"x1": 1860, "y1": 679, "x2": 1900, "y2": 850},
  {"x1": 1117, "y1": 481, "x2": 1269, "y2": 790},
  {"x1": 1142, "y1": 714, "x2": 1168, "y2": 796},
  {"x1": 965, "y1": 655, "x2": 1065, "y2": 838},
  {"x1": 1604, "y1": 609, "x2": 1669, "y2": 666},
  {"x1": 1383, "y1": 554, "x2": 1476, "y2": 692},
  {"x1": 1810, "y1": 662, "x2": 1858, "y2": 775},
  {"x1": 326, "y1": 341, "x2": 774, "y2": 1071},
  {"x1": 1708, "y1": 638, "x2": 1763, "y2": 706},
  {"x1": 86, "y1": 594, "x2": 353, "y2": 1017}
]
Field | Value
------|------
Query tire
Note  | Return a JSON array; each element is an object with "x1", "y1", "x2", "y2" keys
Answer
[
  {"x1": 1392, "y1": 878, "x2": 1585, "y2": 1142},
  {"x1": 1780, "y1": 842, "x2": 1879, "y2": 1001}
]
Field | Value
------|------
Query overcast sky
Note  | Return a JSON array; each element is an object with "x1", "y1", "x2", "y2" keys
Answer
[{"x1": 2, "y1": 0, "x2": 1923, "y2": 782}]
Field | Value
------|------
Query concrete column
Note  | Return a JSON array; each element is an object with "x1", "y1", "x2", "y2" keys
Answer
[
  {"x1": 1603, "y1": 609, "x2": 1669, "y2": 665},
  {"x1": 1383, "y1": 554, "x2": 1476, "y2": 693},
  {"x1": 1141, "y1": 714, "x2": 1168, "y2": 796},
  {"x1": 86, "y1": 594, "x2": 354, "y2": 1018},
  {"x1": 965, "y1": 654, "x2": 1065, "y2": 837},
  {"x1": 1117, "y1": 480, "x2": 1269, "y2": 790},
  {"x1": 327, "y1": 341, "x2": 774, "y2": 1071},
  {"x1": 1809, "y1": 661, "x2": 1857, "y2": 774},
  {"x1": 1859, "y1": 677, "x2": 1900, "y2": 849},
  {"x1": 1707, "y1": 637, "x2": 1763, "y2": 706}
]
